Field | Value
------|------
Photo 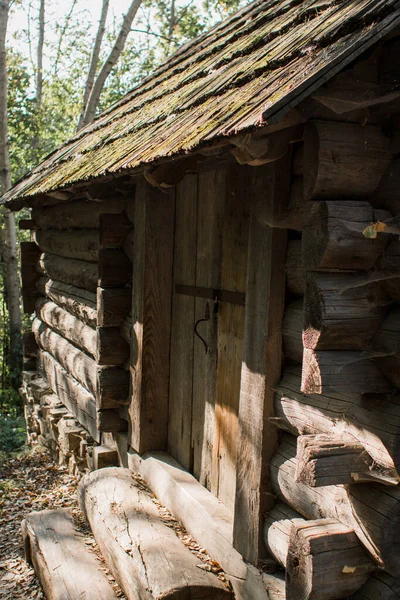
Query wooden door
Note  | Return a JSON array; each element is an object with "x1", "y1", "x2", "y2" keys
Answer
[{"x1": 168, "y1": 162, "x2": 250, "y2": 512}]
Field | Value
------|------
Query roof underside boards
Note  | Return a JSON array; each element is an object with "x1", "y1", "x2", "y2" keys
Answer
[{"x1": 4, "y1": 0, "x2": 400, "y2": 206}]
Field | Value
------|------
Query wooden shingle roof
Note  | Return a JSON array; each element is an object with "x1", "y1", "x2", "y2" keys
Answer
[{"x1": 4, "y1": 0, "x2": 400, "y2": 206}]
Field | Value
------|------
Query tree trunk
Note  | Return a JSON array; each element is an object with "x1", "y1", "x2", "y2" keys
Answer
[
  {"x1": 36, "y1": 0, "x2": 45, "y2": 106},
  {"x1": 77, "y1": 0, "x2": 110, "y2": 132},
  {"x1": 0, "y1": 0, "x2": 21, "y2": 386},
  {"x1": 80, "y1": 0, "x2": 143, "y2": 128}
]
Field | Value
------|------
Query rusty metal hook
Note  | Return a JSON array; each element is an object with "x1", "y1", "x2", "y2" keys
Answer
[{"x1": 194, "y1": 303, "x2": 210, "y2": 354}]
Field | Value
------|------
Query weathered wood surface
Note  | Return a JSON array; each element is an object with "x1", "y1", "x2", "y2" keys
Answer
[
  {"x1": 32, "y1": 318, "x2": 128, "y2": 408},
  {"x1": 262, "y1": 574, "x2": 285, "y2": 600},
  {"x1": 35, "y1": 229, "x2": 99, "y2": 262},
  {"x1": 97, "y1": 326, "x2": 130, "y2": 366},
  {"x1": 19, "y1": 218, "x2": 38, "y2": 230},
  {"x1": 234, "y1": 157, "x2": 289, "y2": 564},
  {"x1": 121, "y1": 312, "x2": 132, "y2": 345},
  {"x1": 168, "y1": 174, "x2": 197, "y2": 471},
  {"x1": 97, "y1": 287, "x2": 131, "y2": 327},
  {"x1": 133, "y1": 451, "x2": 270, "y2": 600},
  {"x1": 303, "y1": 273, "x2": 389, "y2": 350},
  {"x1": 285, "y1": 239, "x2": 304, "y2": 296},
  {"x1": 372, "y1": 157, "x2": 400, "y2": 214},
  {"x1": 78, "y1": 468, "x2": 232, "y2": 600},
  {"x1": 98, "y1": 248, "x2": 132, "y2": 288},
  {"x1": 303, "y1": 121, "x2": 392, "y2": 200},
  {"x1": 302, "y1": 201, "x2": 390, "y2": 271},
  {"x1": 282, "y1": 299, "x2": 303, "y2": 363},
  {"x1": 37, "y1": 277, "x2": 97, "y2": 327},
  {"x1": 99, "y1": 212, "x2": 132, "y2": 248},
  {"x1": 23, "y1": 331, "x2": 37, "y2": 358},
  {"x1": 22, "y1": 508, "x2": 117, "y2": 600},
  {"x1": 32, "y1": 198, "x2": 128, "y2": 229},
  {"x1": 301, "y1": 348, "x2": 391, "y2": 395},
  {"x1": 21, "y1": 241, "x2": 41, "y2": 313},
  {"x1": 36, "y1": 298, "x2": 97, "y2": 359},
  {"x1": 38, "y1": 253, "x2": 98, "y2": 293},
  {"x1": 375, "y1": 238, "x2": 400, "y2": 300},
  {"x1": 274, "y1": 367, "x2": 400, "y2": 477},
  {"x1": 92, "y1": 446, "x2": 119, "y2": 469},
  {"x1": 295, "y1": 434, "x2": 396, "y2": 486},
  {"x1": 270, "y1": 435, "x2": 400, "y2": 576},
  {"x1": 264, "y1": 502, "x2": 303, "y2": 567},
  {"x1": 355, "y1": 572, "x2": 400, "y2": 599},
  {"x1": 286, "y1": 519, "x2": 373, "y2": 600},
  {"x1": 129, "y1": 180, "x2": 174, "y2": 454},
  {"x1": 371, "y1": 306, "x2": 400, "y2": 388},
  {"x1": 38, "y1": 350, "x2": 99, "y2": 442},
  {"x1": 96, "y1": 409, "x2": 127, "y2": 433}
]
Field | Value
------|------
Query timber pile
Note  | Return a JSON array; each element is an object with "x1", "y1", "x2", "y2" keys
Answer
[{"x1": 266, "y1": 47, "x2": 400, "y2": 600}]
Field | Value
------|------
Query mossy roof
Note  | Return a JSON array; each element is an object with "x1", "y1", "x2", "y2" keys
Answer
[{"x1": 4, "y1": 0, "x2": 400, "y2": 207}]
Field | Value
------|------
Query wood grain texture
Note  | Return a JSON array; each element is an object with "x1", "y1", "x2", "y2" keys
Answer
[
  {"x1": 32, "y1": 198, "x2": 129, "y2": 229},
  {"x1": 37, "y1": 277, "x2": 97, "y2": 327},
  {"x1": 35, "y1": 229, "x2": 99, "y2": 262},
  {"x1": 168, "y1": 174, "x2": 197, "y2": 471},
  {"x1": 234, "y1": 156, "x2": 289, "y2": 565},
  {"x1": 129, "y1": 179, "x2": 175, "y2": 454},
  {"x1": 97, "y1": 287, "x2": 131, "y2": 327},
  {"x1": 22, "y1": 508, "x2": 117, "y2": 600},
  {"x1": 38, "y1": 252, "x2": 98, "y2": 293},
  {"x1": 78, "y1": 468, "x2": 231, "y2": 600}
]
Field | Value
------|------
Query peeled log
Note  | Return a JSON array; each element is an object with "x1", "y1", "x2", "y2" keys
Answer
[
  {"x1": 274, "y1": 367, "x2": 400, "y2": 478},
  {"x1": 295, "y1": 434, "x2": 397, "y2": 486},
  {"x1": 32, "y1": 198, "x2": 129, "y2": 230},
  {"x1": 303, "y1": 273, "x2": 389, "y2": 350},
  {"x1": 39, "y1": 253, "x2": 98, "y2": 293},
  {"x1": 301, "y1": 348, "x2": 391, "y2": 395},
  {"x1": 36, "y1": 277, "x2": 97, "y2": 328},
  {"x1": 78, "y1": 468, "x2": 231, "y2": 600},
  {"x1": 37, "y1": 350, "x2": 99, "y2": 442},
  {"x1": 282, "y1": 299, "x2": 303, "y2": 363},
  {"x1": 32, "y1": 319, "x2": 128, "y2": 408},
  {"x1": 36, "y1": 298, "x2": 97, "y2": 359},
  {"x1": 286, "y1": 519, "x2": 373, "y2": 600},
  {"x1": 35, "y1": 229, "x2": 99, "y2": 262},
  {"x1": 355, "y1": 572, "x2": 400, "y2": 599},
  {"x1": 270, "y1": 435, "x2": 400, "y2": 576},
  {"x1": 286, "y1": 240, "x2": 305, "y2": 296},
  {"x1": 303, "y1": 121, "x2": 392, "y2": 200},
  {"x1": 303, "y1": 201, "x2": 390, "y2": 270}
]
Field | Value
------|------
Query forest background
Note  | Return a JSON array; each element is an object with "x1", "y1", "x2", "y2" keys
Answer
[{"x1": 0, "y1": 0, "x2": 247, "y2": 452}]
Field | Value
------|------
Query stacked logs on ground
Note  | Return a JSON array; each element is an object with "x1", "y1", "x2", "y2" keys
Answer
[
  {"x1": 20, "y1": 373, "x2": 94, "y2": 475},
  {"x1": 273, "y1": 366, "x2": 400, "y2": 481},
  {"x1": 264, "y1": 502, "x2": 374, "y2": 600},
  {"x1": 270, "y1": 434, "x2": 400, "y2": 577}
]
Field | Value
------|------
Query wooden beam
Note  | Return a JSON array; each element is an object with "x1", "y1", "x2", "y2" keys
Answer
[
  {"x1": 233, "y1": 155, "x2": 289, "y2": 565},
  {"x1": 36, "y1": 277, "x2": 97, "y2": 328},
  {"x1": 97, "y1": 287, "x2": 131, "y2": 327},
  {"x1": 129, "y1": 179, "x2": 174, "y2": 454},
  {"x1": 35, "y1": 229, "x2": 99, "y2": 262},
  {"x1": 38, "y1": 253, "x2": 98, "y2": 293}
]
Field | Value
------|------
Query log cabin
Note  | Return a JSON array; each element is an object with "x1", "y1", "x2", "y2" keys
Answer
[{"x1": 3, "y1": 0, "x2": 400, "y2": 598}]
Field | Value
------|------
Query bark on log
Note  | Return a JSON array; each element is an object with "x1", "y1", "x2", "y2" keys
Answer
[
  {"x1": 286, "y1": 519, "x2": 373, "y2": 600},
  {"x1": 303, "y1": 121, "x2": 392, "y2": 200},
  {"x1": 274, "y1": 367, "x2": 400, "y2": 477},
  {"x1": 286, "y1": 240, "x2": 305, "y2": 296},
  {"x1": 38, "y1": 253, "x2": 98, "y2": 293},
  {"x1": 78, "y1": 468, "x2": 232, "y2": 600},
  {"x1": 301, "y1": 348, "x2": 391, "y2": 395},
  {"x1": 35, "y1": 229, "x2": 99, "y2": 262},
  {"x1": 36, "y1": 277, "x2": 97, "y2": 328},
  {"x1": 98, "y1": 248, "x2": 132, "y2": 288},
  {"x1": 355, "y1": 572, "x2": 400, "y2": 599},
  {"x1": 32, "y1": 319, "x2": 128, "y2": 408},
  {"x1": 302, "y1": 201, "x2": 390, "y2": 270},
  {"x1": 282, "y1": 299, "x2": 303, "y2": 363},
  {"x1": 303, "y1": 273, "x2": 390, "y2": 350},
  {"x1": 22, "y1": 508, "x2": 117, "y2": 600},
  {"x1": 38, "y1": 350, "x2": 99, "y2": 442},
  {"x1": 270, "y1": 435, "x2": 400, "y2": 576},
  {"x1": 36, "y1": 298, "x2": 97, "y2": 359},
  {"x1": 295, "y1": 434, "x2": 397, "y2": 486},
  {"x1": 97, "y1": 287, "x2": 131, "y2": 327},
  {"x1": 32, "y1": 198, "x2": 128, "y2": 229}
]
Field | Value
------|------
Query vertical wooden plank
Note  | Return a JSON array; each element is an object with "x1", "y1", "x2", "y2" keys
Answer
[
  {"x1": 233, "y1": 155, "x2": 290, "y2": 564},
  {"x1": 168, "y1": 174, "x2": 198, "y2": 470},
  {"x1": 129, "y1": 179, "x2": 175, "y2": 454},
  {"x1": 212, "y1": 164, "x2": 250, "y2": 511},
  {"x1": 192, "y1": 166, "x2": 226, "y2": 490}
]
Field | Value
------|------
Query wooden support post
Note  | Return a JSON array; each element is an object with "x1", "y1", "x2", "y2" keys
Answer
[
  {"x1": 20, "y1": 241, "x2": 41, "y2": 313},
  {"x1": 129, "y1": 179, "x2": 174, "y2": 454},
  {"x1": 295, "y1": 434, "x2": 396, "y2": 486},
  {"x1": 233, "y1": 156, "x2": 289, "y2": 565}
]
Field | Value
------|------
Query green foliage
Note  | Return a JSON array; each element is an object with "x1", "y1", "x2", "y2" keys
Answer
[{"x1": 0, "y1": 414, "x2": 26, "y2": 453}]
